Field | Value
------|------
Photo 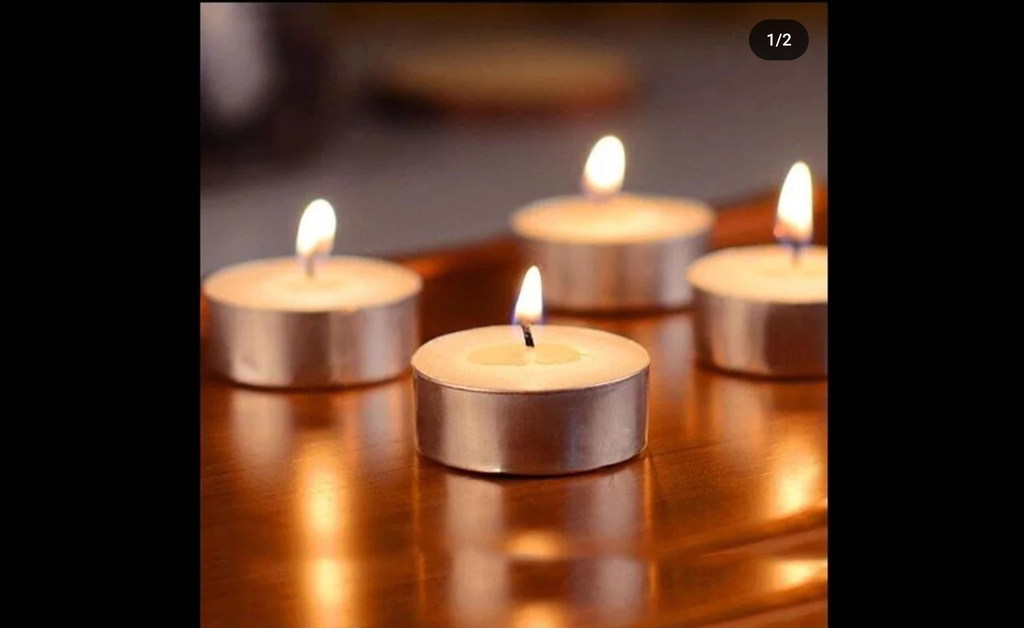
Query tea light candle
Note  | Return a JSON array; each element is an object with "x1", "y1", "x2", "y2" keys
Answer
[
  {"x1": 688, "y1": 162, "x2": 827, "y2": 378},
  {"x1": 510, "y1": 136, "x2": 714, "y2": 311},
  {"x1": 203, "y1": 199, "x2": 422, "y2": 388},
  {"x1": 413, "y1": 266, "x2": 650, "y2": 475}
]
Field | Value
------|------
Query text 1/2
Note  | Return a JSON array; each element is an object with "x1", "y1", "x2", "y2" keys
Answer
[{"x1": 749, "y1": 20, "x2": 807, "y2": 60}]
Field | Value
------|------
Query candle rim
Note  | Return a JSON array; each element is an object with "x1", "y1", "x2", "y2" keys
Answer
[
  {"x1": 202, "y1": 255, "x2": 423, "y2": 313},
  {"x1": 510, "y1": 193, "x2": 716, "y2": 244},
  {"x1": 686, "y1": 244, "x2": 828, "y2": 304},
  {"x1": 412, "y1": 324, "x2": 650, "y2": 394},
  {"x1": 414, "y1": 366, "x2": 648, "y2": 395}
]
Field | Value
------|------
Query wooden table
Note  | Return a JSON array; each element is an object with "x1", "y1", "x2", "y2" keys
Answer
[{"x1": 201, "y1": 190, "x2": 829, "y2": 628}]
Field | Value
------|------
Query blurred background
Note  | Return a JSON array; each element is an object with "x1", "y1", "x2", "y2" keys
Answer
[{"x1": 200, "y1": 2, "x2": 826, "y2": 276}]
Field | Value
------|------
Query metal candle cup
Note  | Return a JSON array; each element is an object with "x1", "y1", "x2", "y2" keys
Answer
[
  {"x1": 412, "y1": 267, "x2": 650, "y2": 475},
  {"x1": 510, "y1": 136, "x2": 714, "y2": 312},
  {"x1": 202, "y1": 200, "x2": 422, "y2": 388},
  {"x1": 690, "y1": 256, "x2": 827, "y2": 378},
  {"x1": 688, "y1": 162, "x2": 827, "y2": 379},
  {"x1": 512, "y1": 195, "x2": 713, "y2": 312},
  {"x1": 204, "y1": 256, "x2": 421, "y2": 388},
  {"x1": 412, "y1": 325, "x2": 649, "y2": 475}
]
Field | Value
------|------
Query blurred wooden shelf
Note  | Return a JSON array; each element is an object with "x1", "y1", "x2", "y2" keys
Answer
[
  {"x1": 370, "y1": 36, "x2": 636, "y2": 118},
  {"x1": 201, "y1": 186, "x2": 829, "y2": 627}
]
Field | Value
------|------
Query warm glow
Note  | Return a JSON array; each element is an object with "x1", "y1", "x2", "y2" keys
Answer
[
  {"x1": 295, "y1": 437, "x2": 359, "y2": 627},
  {"x1": 506, "y1": 530, "x2": 567, "y2": 559},
  {"x1": 771, "y1": 434, "x2": 821, "y2": 517},
  {"x1": 296, "y1": 199, "x2": 337, "y2": 261},
  {"x1": 512, "y1": 601, "x2": 568, "y2": 628},
  {"x1": 773, "y1": 161, "x2": 813, "y2": 244},
  {"x1": 514, "y1": 266, "x2": 543, "y2": 325},
  {"x1": 582, "y1": 135, "x2": 625, "y2": 198},
  {"x1": 228, "y1": 390, "x2": 292, "y2": 488},
  {"x1": 297, "y1": 439, "x2": 345, "y2": 549},
  {"x1": 312, "y1": 558, "x2": 343, "y2": 614},
  {"x1": 771, "y1": 558, "x2": 828, "y2": 589}
]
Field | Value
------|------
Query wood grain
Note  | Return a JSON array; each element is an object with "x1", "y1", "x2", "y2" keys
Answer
[{"x1": 201, "y1": 188, "x2": 829, "y2": 627}]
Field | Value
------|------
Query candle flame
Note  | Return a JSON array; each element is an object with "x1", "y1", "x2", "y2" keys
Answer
[
  {"x1": 582, "y1": 135, "x2": 625, "y2": 198},
  {"x1": 514, "y1": 266, "x2": 543, "y2": 325},
  {"x1": 296, "y1": 199, "x2": 337, "y2": 274},
  {"x1": 773, "y1": 162, "x2": 813, "y2": 245}
]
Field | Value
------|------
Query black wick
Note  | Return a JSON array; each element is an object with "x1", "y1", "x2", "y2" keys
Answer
[
  {"x1": 520, "y1": 323, "x2": 535, "y2": 348},
  {"x1": 790, "y1": 242, "x2": 804, "y2": 267}
]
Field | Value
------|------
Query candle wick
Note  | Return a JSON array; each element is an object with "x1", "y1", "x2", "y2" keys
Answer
[
  {"x1": 582, "y1": 177, "x2": 614, "y2": 204},
  {"x1": 302, "y1": 254, "x2": 316, "y2": 279},
  {"x1": 520, "y1": 323, "x2": 535, "y2": 348},
  {"x1": 790, "y1": 242, "x2": 803, "y2": 268}
]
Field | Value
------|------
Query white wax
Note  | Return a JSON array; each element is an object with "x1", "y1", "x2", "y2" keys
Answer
[
  {"x1": 686, "y1": 245, "x2": 827, "y2": 303},
  {"x1": 202, "y1": 256, "x2": 422, "y2": 312},
  {"x1": 412, "y1": 325, "x2": 649, "y2": 392},
  {"x1": 511, "y1": 193, "x2": 714, "y2": 244}
]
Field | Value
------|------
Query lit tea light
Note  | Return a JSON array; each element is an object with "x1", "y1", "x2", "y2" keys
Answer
[
  {"x1": 687, "y1": 162, "x2": 827, "y2": 378},
  {"x1": 510, "y1": 136, "x2": 715, "y2": 311},
  {"x1": 412, "y1": 266, "x2": 650, "y2": 475},
  {"x1": 202, "y1": 199, "x2": 422, "y2": 388}
]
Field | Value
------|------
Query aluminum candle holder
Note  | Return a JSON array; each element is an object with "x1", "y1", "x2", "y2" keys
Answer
[
  {"x1": 691, "y1": 285, "x2": 827, "y2": 378},
  {"x1": 202, "y1": 200, "x2": 423, "y2": 389},
  {"x1": 514, "y1": 213, "x2": 713, "y2": 312},
  {"x1": 206, "y1": 288, "x2": 420, "y2": 388},
  {"x1": 687, "y1": 162, "x2": 827, "y2": 379},
  {"x1": 509, "y1": 137, "x2": 714, "y2": 313},
  {"x1": 413, "y1": 361, "x2": 649, "y2": 475},
  {"x1": 412, "y1": 268, "x2": 651, "y2": 476}
]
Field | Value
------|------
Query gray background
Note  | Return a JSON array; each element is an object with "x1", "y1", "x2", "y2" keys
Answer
[{"x1": 200, "y1": 4, "x2": 827, "y2": 276}]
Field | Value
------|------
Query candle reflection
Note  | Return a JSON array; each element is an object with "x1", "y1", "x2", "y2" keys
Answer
[
  {"x1": 441, "y1": 473, "x2": 504, "y2": 550},
  {"x1": 442, "y1": 550, "x2": 648, "y2": 628},
  {"x1": 224, "y1": 378, "x2": 410, "y2": 492},
  {"x1": 438, "y1": 459, "x2": 649, "y2": 554},
  {"x1": 227, "y1": 388, "x2": 295, "y2": 490},
  {"x1": 513, "y1": 600, "x2": 569, "y2": 628},
  {"x1": 300, "y1": 440, "x2": 343, "y2": 544},
  {"x1": 288, "y1": 379, "x2": 412, "y2": 628},
  {"x1": 691, "y1": 369, "x2": 827, "y2": 522},
  {"x1": 769, "y1": 557, "x2": 828, "y2": 589},
  {"x1": 505, "y1": 530, "x2": 568, "y2": 560},
  {"x1": 448, "y1": 551, "x2": 510, "y2": 625},
  {"x1": 308, "y1": 557, "x2": 349, "y2": 626},
  {"x1": 417, "y1": 459, "x2": 653, "y2": 627},
  {"x1": 575, "y1": 556, "x2": 647, "y2": 623},
  {"x1": 295, "y1": 437, "x2": 357, "y2": 627},
  {"x1": 770, "y1": 433, "x2": 823, "y2": 517}
]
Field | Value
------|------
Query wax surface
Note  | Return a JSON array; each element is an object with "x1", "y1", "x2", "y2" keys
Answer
[
  {"x1": 687, "y1": 245, "x2": 827, "y2": 303},
  {"x1": 468, "y1": 343, "x2": 583, "y2": 366},
  {"x1": 511, "y1": 193, "x2": 714, "y2": 243},
  {"x1": 202, "y1": 256, "x2": 422, "y2": 312},
  {"x1": 412, "y1": 325, "x2": 649, "y2": 392}
]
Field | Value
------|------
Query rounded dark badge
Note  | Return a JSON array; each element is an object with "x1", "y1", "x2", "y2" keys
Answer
[{"x1": 749, "y1": 20, "x2": 808, "y2": 60}]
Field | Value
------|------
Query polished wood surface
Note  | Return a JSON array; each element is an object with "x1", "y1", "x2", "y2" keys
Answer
[{"x1": 201, "y1": 188, "x2": 829, "y2": 628}]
